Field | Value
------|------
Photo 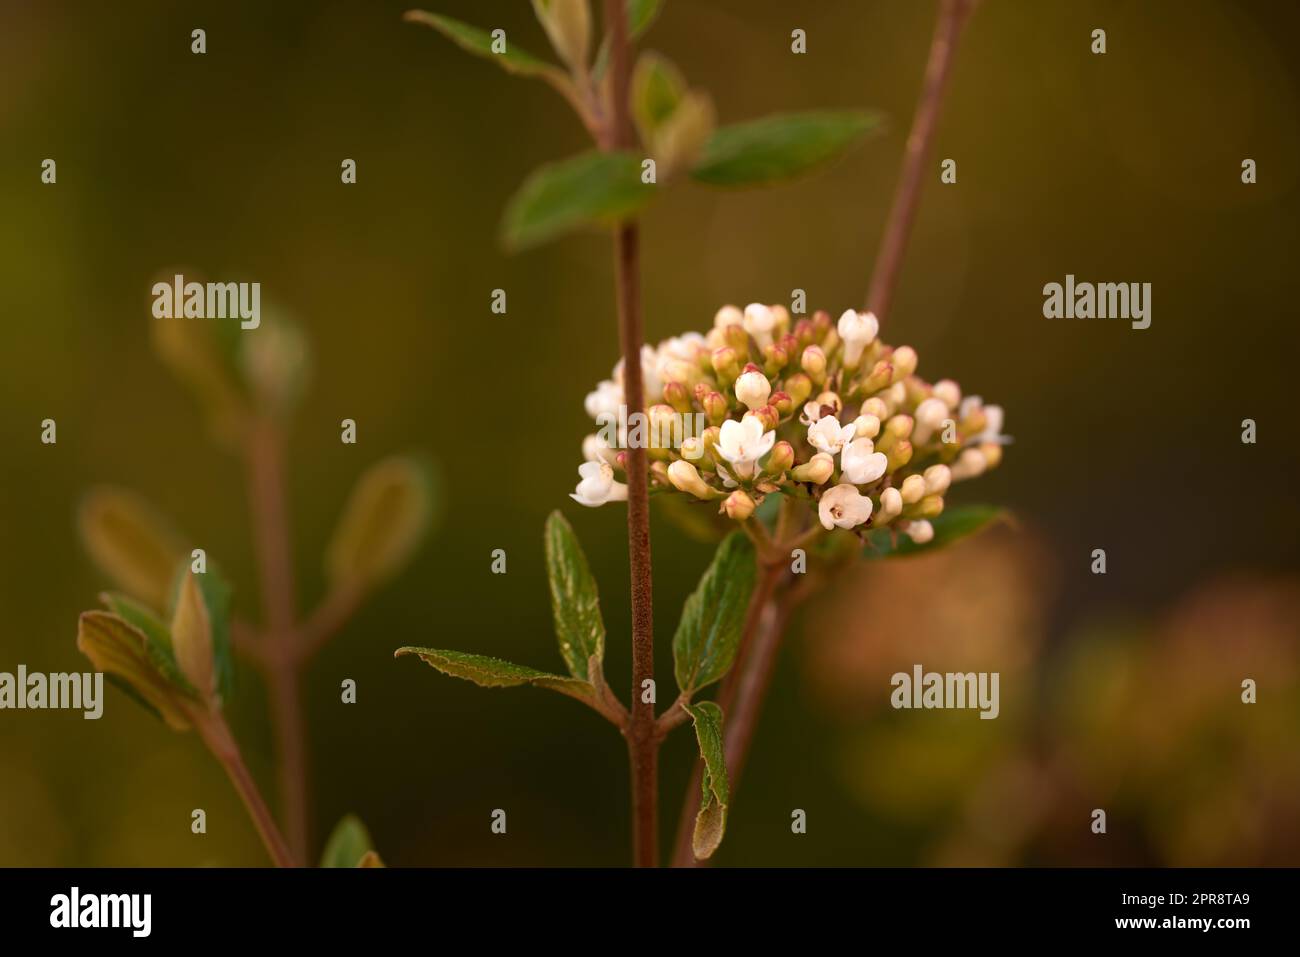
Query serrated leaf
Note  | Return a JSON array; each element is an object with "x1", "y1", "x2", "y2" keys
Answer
[
  {"x1": 864, "y1": 505, "x2": 1008, "y2": 559},
  {"x1": 692, "y1": 110, "x2": 882, "y2": 187},
  {"x1": 321, "y1": 815, "x2": 375, "y2": 868},
  {"x1": 76, "y1": 611, "x2": 193, "y2": 730},
  {"x1": 503, "y1": 151, "x2": 655, "y2": 250},
  {"x1": 396, "y1": 647, "x2": 596, "y2": 706},
  {"x1": 404, "y1": 10, "x2": 565, "y2": 80},
  {"x1": 326, "y1": 454, "x2": 437, "y2": 592},
  {"x1": 672, "y1": 532, "x2": 757, "y2": 695},
  {"x1": 166, "y1": 560, "x2": 234, "y2": 702},
  {"x1": 544, "y1": 511, "x2": 605, "y2": 680},
  {"x1": 687, "y1": 701, "x2": 729, "y2": 860},
  {"x1": 78, "y1": 487, "x2": 185, "y2": 612}
]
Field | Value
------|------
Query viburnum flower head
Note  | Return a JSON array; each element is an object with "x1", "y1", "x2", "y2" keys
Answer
[{"x1": 570, "y1": 303, "x2": 1006, "y2": 546}]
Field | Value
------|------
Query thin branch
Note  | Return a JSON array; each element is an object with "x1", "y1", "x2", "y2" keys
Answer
[
  {"x1": 603, "y1": 0, "x2": 658, "y2": 869},
  {"x1": 243, "y1": 417, "x2": 310, "y2": 864},
  {"x1": 866, "y1": 0, "x2": 977, "y2": 322},
  {"x1": 296, "y1": 583, "x2": 364, "y2": 662},
  {"x1": 197, "y1": 712, "x2": 298, "y2": 868}
]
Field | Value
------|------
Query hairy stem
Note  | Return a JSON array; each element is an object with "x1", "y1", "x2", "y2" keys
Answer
[
  {"x1": 244, "y1": 418, "x2": 310, "y2": 864},
  {"x1": 867, "y1": 0, "x2": 976, "y2": 321},
  {"x1": 198, "y1": 712, "x2": 298, "y2": 868}
]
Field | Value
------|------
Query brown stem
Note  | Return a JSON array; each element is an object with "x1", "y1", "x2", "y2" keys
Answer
[
  {"x1": 297, "y1": 583, "x2": 364, "y2": 661},
  {"x1": 603, "y1": 0, "x2": 657, "y2": 868},
  {"x1": 866, "y1": 0, "x2": 976, "y2": 322},
  {"x1": 243, "y1": 417, "x2": 310, "y2": 864},
  {"x1": 197, "y1": 712, "x2": 298, "y2": 868}
]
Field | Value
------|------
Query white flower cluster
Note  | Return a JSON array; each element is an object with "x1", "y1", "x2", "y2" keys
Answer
[{"x1": 573, "y1": 304, "x2": 1006, "y2": 546}]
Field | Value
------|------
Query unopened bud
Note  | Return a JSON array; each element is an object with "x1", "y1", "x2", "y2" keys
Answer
[
  {"x1": 885, "y1": 439, "x2": 913, "y2": 472},
  {"x1": 793, "y1": 318, "x2": 816, "y2": 347},
  {"x1": 933, "y1": 379, "x2": 961, "y2": 410},
  {"x1": 900, "y1": 473, "x2": 927, "y2": 504},
  {"x1": 853, "y1": 413, "x2": 881, "y2": 440},
  {"x1": 950, "y1": 447, "x2": 987, "y2": 481},
  {"x1": 702, "y1": 390, "x2": 729, "y2": 425},
  {"x1": 908, "y1": 494, "x2": 944, "y2": 519},
  {"x1": 890, "y1": 346, "x2": 918, "y2": 381},
  {"x1": 713, "y1": 304, "x2": 743, "y2": 328},
  {"x1": 801, "y1": 345, "x2": 827, "y2": 384},
  {"x1": 923, "y1": 464, "x2": 952, "y2": 496},
  {"x1": 722, "y1": 322, "x2": 750, "y2": 354},
  {"x1": 722, "y1": 489, "x2": 756, "y2": 521},
  {"x1": 770, "y1": 390, "x2": 793, "y2": 417},
  {"x1": 734, "y1": 366, "x2": 772, "y2": 410},
  {"x1": 171, "y1": 571, "x2": 215, "y2": 704},
  {"x1": 878, "y1": 486, "x2": 903, "y2": 522},
  {"x1": 765, "y1": 440, "x2": 795, "y2": 476},
  {"x1": 762, "y1": 343, "x2": 788, "y2": 378},
  {"x1": 912, "y1": 397, "x2": 948, "y2": 444},
  {"x1": 791, "y1": 451, "x2": 835, "y2": 484},
  {"x1": 859, "y1": 359, "x2": 893, "y2": 395},
  {"x1": 751, "y1": 404, "x2": 780, "y2": 432},
  {"x1": 906, "y1": 519, "x2": 935, "y2": 545},
  {"x1": 711, "y1": 346, "x2": 740, "y2": 387},
  {"x1": 668, "y1": 460, "x2": 717, "y2": 500},
  {"x1": 663, "y1": 380, "x2": 693, "y2": 415},
  {"x1": 979, "y1": 441, "x2": 1003, "y2": 470},
  {"x1": 861, "y1": 397, "x2": 889, "y2": 421},
  {"x1": 784, "y1": 372, "x2": 813, "y2": 408}
]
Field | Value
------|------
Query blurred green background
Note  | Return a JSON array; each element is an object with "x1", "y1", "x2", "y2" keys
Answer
[{"x1": 1, "y1": 0, "x2": 1297, "y2": 866}]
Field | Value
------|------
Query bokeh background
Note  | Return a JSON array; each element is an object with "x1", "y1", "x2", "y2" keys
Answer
[{"x1": 1, "y1": 0, "x2": 1297, "y2": 866}]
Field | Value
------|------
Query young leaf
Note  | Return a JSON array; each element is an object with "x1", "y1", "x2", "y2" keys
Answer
[
  {"x1": 321, "y1": 815, "x2": 375, "y2": 868},
  {"x1": 691, "y1": 110, "x2": 882, "y2": 188},
  {"x1": 531, "y1": 0, "x2": 590, "y2": 73},
  {"x1": 76, "y1": 611, "x2": 194, "y2": 730},
  {"x1": 687, "y1": 702, "x2": 729, "y2": 860},
  {"x1": 170, "y1": 572, "x2": 215, "y2": 703},
  {"x1": 672, "y1": 532, "x2": 757, "y2": 695},
  {"x1": 326, "y1": 454, "x2": 437, "y2": 592},
  {"x1": 166, "y1": 559, "x2": 235, "y2": 702},
  {"x1": 404, "y1": 10, "x2": 565, "y2": 81},
  {"x1": 864, "y1": 505, "x2": 1008, "y2": 559},
  {"x1": 396, "y1": 647, "x2": 596, "y2": 705},
  {"x1": 100, "y1": 593, "x2": 198, "y2": 698},
  {"x1": 631, "y1": 52, "x2": 685, "y2": 144},
  {"x1": 544, "y1": 511, "x2": 605, "y2": 680},
  {"x1": 503, "y1": 151, "x2": 655, "y2": 250},
  {"x1": 78, "y1": 487, "x2": 185, "y2": 612}
]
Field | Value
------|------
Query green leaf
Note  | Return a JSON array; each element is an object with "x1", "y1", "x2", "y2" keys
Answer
[
  {"x1": 78, "y1": 487, "x2": 185, "y2": 613},
  {"x1": 544, "y1": 511, "x2": 605, "y2": 680},
  {"x1": 100, "y1": 592, "x2": 197, "y2": 699},
  {"x1": 76, "y1": 612, "x2": 193, "y2": 730},
  {"x1": 404, "y1": 10, "x2": 564, "y2": 80},
  {"x1": 864, "y1": 505, "x2": 1009, "y2": 559},
  {"x1": 672, "y1": 532, "x2": 757, "y2": 695},
  {"x1": 396, "y1": 647, "x2": 596, "y2": 705},
  {"x1": 687, "y1": 702, "x2": 729, "y2": 860},
  {"x1": 692, "y1": 110, "x2": 882, "y2": 187},
  {"x1": 167, "y1": 560, "x2": 234, "y2": 701},
  {"x1": 503, "y1": 151, "x2": 655, "y2": 250},
  {"x1": 326, "y1": 454, "x2": 438, "y2": 592},
  {"x1": 631, "y1": 52, "x2": 685, "y2": 143},
  {"x1": 321, "y1": 815, "x2": 375, "y2": 868}
]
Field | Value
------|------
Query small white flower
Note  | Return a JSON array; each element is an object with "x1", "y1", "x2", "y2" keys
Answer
[
  {"x1": 807, "y1": 415, "x2": 856, "y2": 455},
  {"x1": 584, "y1": 379, "x2": 622, "y2": 421},
  {"x1": 734, "y1": 368, "x2": 772, "y2": 410},
  {"x1": 716, "y1": 414, "x2": 776, "y2": 480},
  {"x1": 836, "y1": 309, "x2": 879, "y2": 367},
  {"x1": 655, "y1": 333, "x2": 706, "y2": 384},
  {"x1": 900, "y1": 474, "x2": 927, "y2": 504},
  {"x1": 906, "y1": 520, "x2": 935, "y2": 544},
  {"x1": 841, "y1": 438, "x2": 888, "y2": 485},
  {"x1": 743, "y1": 303, "x2": 777, "y2": 350},
  {"x1": 570, "y1": 461, "x2": 628, "y2": 507},
  {"x1": 819, "y1": 483, "x2": 873, "y2": 530}
]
